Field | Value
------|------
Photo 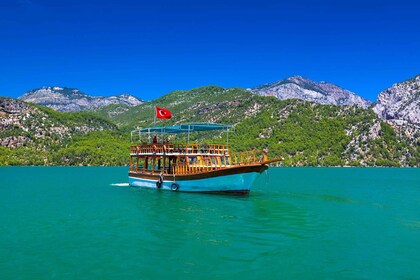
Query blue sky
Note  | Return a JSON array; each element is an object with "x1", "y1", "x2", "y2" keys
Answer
[{"x1": 1, "y1": 0, "x2": 419, "y2": 101}]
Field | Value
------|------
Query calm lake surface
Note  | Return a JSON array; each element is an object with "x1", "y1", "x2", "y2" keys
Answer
[{"x1": 0, "y1": 167, "x2": 419, "y2": 279}]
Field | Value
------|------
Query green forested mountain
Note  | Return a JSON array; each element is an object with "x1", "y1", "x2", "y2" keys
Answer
[
  {"x1": 1, "y1": 86, "x2": 419, "y2": 167},
  {"x1": 0, "y1": 97, "x2": 129, "y2": 165},
  {"x1": 92, "y1": 103, "x2": 132, "y2": 119},
  {"x1": 112, "y1": 86, "x2": 255, "y2": 127},
  {"x1": 113, "y1": 86, "x2": 419, "y2": 167}
]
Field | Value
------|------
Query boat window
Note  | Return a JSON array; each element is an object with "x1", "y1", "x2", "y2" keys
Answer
[
  {"x1": 164, "y1": 157, "x2": 171, "y2": 173},
  {"x1": 130, "y1": 157, "x2": 136, "y2": 170},
  {"x1": 130, "y1": 157, "x2": 146, "y2": 171},
  {"x1": 137, "y1": 158, "x2": 145, "y2": 169}
]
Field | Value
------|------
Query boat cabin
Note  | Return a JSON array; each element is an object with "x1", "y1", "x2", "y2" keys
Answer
[{"x1": 129, "y1": 123, "x2": 269, "y2": 176}]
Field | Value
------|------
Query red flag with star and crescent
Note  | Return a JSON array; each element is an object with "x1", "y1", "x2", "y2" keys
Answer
[{"x1": 155, "y1": 106, "x2": 172, "y2": 119}]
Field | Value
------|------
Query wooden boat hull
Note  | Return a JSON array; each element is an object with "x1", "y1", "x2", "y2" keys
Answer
[{"x1": 128, "y1": 165, "x2": 267, "y2": 194}]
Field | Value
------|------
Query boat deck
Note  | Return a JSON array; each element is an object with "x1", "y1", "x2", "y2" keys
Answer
[{"x1": 129, "y1": 143, "x2": 275, "y2": 176}]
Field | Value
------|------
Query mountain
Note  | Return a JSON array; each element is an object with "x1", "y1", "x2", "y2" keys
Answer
[
  {"x1": 0, "y1": 97, "x2": 129, "y2": 165},
  {"x1": 2, "y1": 83, "x2": 419, "y2": 167},
  {"x1": 250, "y1": 76, "x2": 372, "y2": 108},
  {"x1": 113, "y1": 86, "x2": 418, "y2": 167},
  {"x1": 19, "y1": 86, "x2": 143, "y2": 112},
  {"x1": 373, "y1": 75, "x2": 420, "y2": 126},
  {"x1": 112, "y1": 86, "x2": 252, "y2": 128},
  {"x1": 93, "y1": 103, "x2": 133, "y2": 119},
  {"x1": 0, "y1": 96, "x2": 117, "y2": 148}
]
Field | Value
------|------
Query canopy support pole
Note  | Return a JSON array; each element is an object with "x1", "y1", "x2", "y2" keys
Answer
[
  {"x1": 226, "y1": 128, "x2": 229, "y2": 145},
  {"x1": 187, "y1": 125, "x2": 191, "y2": 145}
]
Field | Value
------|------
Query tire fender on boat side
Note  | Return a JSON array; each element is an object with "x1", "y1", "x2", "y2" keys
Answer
[{"x1": 171, "y1": 183, "x2": 179, "y2": 191}]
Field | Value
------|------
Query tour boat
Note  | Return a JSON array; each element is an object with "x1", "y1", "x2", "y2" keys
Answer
[{"x1": 128, "y1": 123, "x2": 283, "y2": 194}]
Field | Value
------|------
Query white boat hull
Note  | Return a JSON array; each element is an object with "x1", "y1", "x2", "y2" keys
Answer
[{"x1": 128, "y1": 171, "x2": 261, "y2": 194}]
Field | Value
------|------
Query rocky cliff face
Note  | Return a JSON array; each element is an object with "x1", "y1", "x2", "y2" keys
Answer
[
  {"x1": 0, "y1": 97, "x2": 116, "y2": 149},
  {"x1": 19, "y1": 86, "x2": 143, "y2": 112},
  {"x1": 373, "y1": 75, "x2": 420, "y2": 126},
  {"x1": 251, "y1": 76, "x2": 372, "y2": 108}
]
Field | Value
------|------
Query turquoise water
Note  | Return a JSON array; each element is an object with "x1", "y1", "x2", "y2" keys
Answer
[{"x1": 0, "y1": 167, "x2": 419, "y2": 279}]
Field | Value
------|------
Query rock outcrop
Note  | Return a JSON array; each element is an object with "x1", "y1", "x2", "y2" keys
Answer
[
  {"x1": 373, "y1": 75, "x2": 420, "y2": 126},
  {"x1": 251, "y1": 76, "x2": 371, "y2": 108},
  {"x1": 19, "y1": 86, "x2": 143, "y2": 112}
]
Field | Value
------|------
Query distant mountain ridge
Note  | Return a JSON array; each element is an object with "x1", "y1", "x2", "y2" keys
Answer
[
  {"x1": 373, "y1": 75, "x2": 420, "y2": 126},
  {"x1": 250, "y1": 76, "x2": 372, "y2": 108},
  {"x1": 19, "y1": 86, "x2": 143, "y2": 112},
  {"x1": 2, "y1": 82, "x2": 419, "y2": 166}
]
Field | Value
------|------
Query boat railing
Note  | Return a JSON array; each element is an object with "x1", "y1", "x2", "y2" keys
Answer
[
  {"x1": 130, "y1": 143, "x2": 230, "y2": 155},
  {"x1": 230, "y1": 150, "x2": 268, "y2": 165},
  {"x1": 172, "y1": 156, "x2": 231, "y2": 174},
  {"x1": 171, "y1": 150, "x2": 267, "y2": 175}
]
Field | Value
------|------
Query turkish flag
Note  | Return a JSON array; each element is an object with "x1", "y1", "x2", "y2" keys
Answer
[{"x1": 155, "y1": 106, "x2": 172, "y2": 119}]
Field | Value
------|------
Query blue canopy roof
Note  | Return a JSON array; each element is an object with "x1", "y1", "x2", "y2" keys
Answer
[{"x1": 132, "y1": 123, "x2": 232, "y2": 134}]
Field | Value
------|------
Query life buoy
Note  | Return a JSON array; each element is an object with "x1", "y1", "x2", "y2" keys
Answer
[
  {"x1": 171, "y1": 183, "x2": 179, "y2": 191},
  {"x1": 152, "y1": 145, "x2": 157, "y2": 153}
]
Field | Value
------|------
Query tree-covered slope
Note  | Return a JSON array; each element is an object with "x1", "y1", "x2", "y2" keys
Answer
[
  {"x1": 230, "y1": 101, "x2": 419, "y2": 166},
  {"x1": 113, "y1": 86, "x2": 266, "y2": 128},
  {"x1": 1, "y1": 85, "x2": 419, "y2": 167},
  {"x1": 0, "y1": 97, "x2": 127, "y2": 165},
  {"x1": 115, "y1": 86, "x2": 419, "y2": 167},
  {"x1": 92, "y1": 103, "x2": 132, "y2": 119}
]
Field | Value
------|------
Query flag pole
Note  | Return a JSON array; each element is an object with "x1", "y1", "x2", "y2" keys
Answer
[{"x1": 153, "y1": 106, "x2": 156, "y2": 127}]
